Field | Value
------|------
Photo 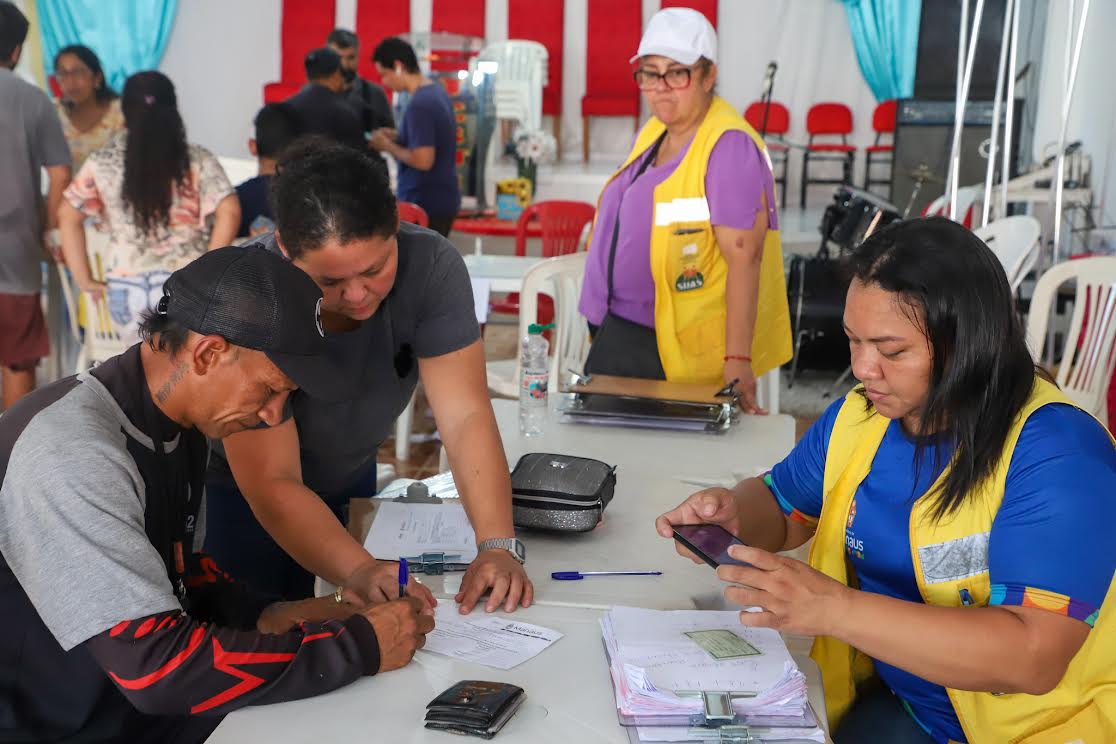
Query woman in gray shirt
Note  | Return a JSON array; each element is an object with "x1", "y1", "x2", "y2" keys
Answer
[{"x1": 204, "y1": 141, "x2": 532, "y2": 614}]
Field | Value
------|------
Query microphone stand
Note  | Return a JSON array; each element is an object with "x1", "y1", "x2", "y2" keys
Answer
[{"x1": 759, "y1": 62, "x2": 777, "y2": 137}]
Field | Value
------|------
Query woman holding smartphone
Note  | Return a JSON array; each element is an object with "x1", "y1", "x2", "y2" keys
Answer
[{"x1": 656, "y1": 218, "x2": 1116, "y2": 744}]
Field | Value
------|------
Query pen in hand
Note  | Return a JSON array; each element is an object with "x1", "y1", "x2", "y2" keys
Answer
[{"x1": 398, "y1": 558, "x2": 408, "y2": 599}]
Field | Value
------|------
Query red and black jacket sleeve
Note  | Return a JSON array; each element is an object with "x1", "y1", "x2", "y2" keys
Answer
[
  {"x1": 183, "y1": 552, "x2": 276, "y2": 630},
  {"x1": 84, "y1": 610, "x2": 379, "y2": 717},
  {"x1": 82, "y1": 553, "x2": 380, "y2": 716}
]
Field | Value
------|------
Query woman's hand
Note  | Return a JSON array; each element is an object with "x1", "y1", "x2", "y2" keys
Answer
[
  {"x1": 724, "y1": 359, "x2": 765, "y2": 415},
  {"x1": 345, "y1": 558, "x2": 437, "y2": 612},
  {"x1": 655, "y1": 487, "x2": 741, "y2": 562},
  {"x1": 717, "y1": 544, "x2": 853, "y2": 637},
  {"x1": 455, "y1": 549, "x2": 534, "y2": 614}
]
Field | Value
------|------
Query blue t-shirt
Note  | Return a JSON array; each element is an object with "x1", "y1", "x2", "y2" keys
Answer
[
  {"x1": 396, "y1": 83, "x2": 461, "y2": 218},
  {"x1": 235, "y1": 174, "x2": 273, "y2": 237},
  {"x1": 769, "y1": 397, "x2": 1116, "y2": 743}
]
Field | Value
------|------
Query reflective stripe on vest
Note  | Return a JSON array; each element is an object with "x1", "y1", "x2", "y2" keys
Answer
[{"x1": 606, "y1": 96, "x2": 792, "y2": 383}]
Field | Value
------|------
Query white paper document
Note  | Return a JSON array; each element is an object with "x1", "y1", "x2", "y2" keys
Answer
[
  {"x1": 422, "y1": 601, "x2": 564, "y2": 670},
  {"x1": 600, "y1": 606, "x2": 824, "y2": 742},
  {"x1": 363, "y1": 502, "x2": 478, "y2": 562}
]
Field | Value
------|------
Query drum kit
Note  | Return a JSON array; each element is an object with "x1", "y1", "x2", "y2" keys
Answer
[{"x1": 787, "y1": 168, "x2": 941, "y2": 387}]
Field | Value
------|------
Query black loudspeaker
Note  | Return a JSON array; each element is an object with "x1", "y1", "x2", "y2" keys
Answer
[
  {"x1": 914, "y1": 0, "x2": 1007, "y2": 101},
  {"x1": 890, "y1": 99, "x2": 1023, "y2": 219}
]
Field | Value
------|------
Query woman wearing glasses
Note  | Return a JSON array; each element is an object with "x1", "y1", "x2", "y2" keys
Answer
[{"x1": 578, "y1": 8, "x2": 791, "y2": 412}]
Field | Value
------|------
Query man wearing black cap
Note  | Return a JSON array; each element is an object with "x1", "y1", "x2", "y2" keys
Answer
[
  {"x1": 285, "y1": 46, "x2": 365, "y2": 151},
  {"x1": 0, "y1": 246, "x2": 433, "y2": 742}
]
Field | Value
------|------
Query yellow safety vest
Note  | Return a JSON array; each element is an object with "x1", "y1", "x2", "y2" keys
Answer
[
  {"x1": 809, "y1": 378, "x2": 1116, "y2": 743},
  {"x1": 594, "y1": 96, "x2": 792, "y2": 383}
]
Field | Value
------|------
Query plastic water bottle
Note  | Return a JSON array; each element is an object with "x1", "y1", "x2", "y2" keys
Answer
[{"x1": 519, "y1": 323, "x2": 553, "y2": 436}]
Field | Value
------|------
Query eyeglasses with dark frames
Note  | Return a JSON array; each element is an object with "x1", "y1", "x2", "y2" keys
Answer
[{"x1": 633, "y1": 65, "x2": 699, "y2": 91}]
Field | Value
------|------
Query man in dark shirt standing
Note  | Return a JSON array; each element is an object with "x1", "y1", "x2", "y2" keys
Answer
[
  {"x1": 0, "y1": 246, "x2": 433, "y2": 742},
  {"x1": 371, "y1": 37, "x2": 461, "y2": 237},
  {"x1": 285, "y1": 47, "x2": 364, "y2": 151},
  {"x1": 326, "y1": 28, "x2": 394, "y2": 134}
]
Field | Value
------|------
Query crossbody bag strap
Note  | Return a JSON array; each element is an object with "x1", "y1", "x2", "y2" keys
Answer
[{"x1": 605, "y1": 132, "x2": 667, "y2": 312}]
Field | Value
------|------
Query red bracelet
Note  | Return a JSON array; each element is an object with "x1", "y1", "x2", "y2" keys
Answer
[{"x1": 724, "y1": 355, "x2": 751, "y2": 362}]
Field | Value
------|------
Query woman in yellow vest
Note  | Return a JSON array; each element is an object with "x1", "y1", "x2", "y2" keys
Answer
[
  {"x1": 656, "y1": 218, "x2": 1116, "y2": 743},
  {"x1": 577, "y1": 7, "x2": 791, "y2": 413}
]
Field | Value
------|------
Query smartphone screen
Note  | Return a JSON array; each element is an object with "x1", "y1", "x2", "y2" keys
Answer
[{"x1": 672, "y1": 524, "x2": 750, "y2": 568}]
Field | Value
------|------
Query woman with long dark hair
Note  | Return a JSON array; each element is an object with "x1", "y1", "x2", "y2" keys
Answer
[
  {"x1": 58, "y1": 71, "x2": 239, "y2": 343},
  {"x1": 52, "y1": 44, "x2": 122, "y2": 169},
  {"x1": 658, "y1": 217, "x2": 1116, "y2": 742}
]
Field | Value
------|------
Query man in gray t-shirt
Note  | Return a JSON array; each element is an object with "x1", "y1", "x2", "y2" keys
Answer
[{"x1": 0, "y1": 2, "x2": 71, "y2": 407}]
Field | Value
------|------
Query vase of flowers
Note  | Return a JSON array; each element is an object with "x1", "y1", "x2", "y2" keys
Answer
[{"x1": 508, "y1": 128, "x2": 557, "y2": 197}]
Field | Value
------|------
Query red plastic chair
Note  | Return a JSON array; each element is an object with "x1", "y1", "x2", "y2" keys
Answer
[
  {"x1": 800, "y1": 103, "x2": 856, "y2": 207},
  {"x1": 581, "y1": 0, "x2": 642, "y2": 162},
  {"x1": 744, "y1": 101, "x2": 791, "y2": 210},
  {"x1": 397, "y1": 201, "x2": 429, "y2": 227},
  {"x1": 864, "y1": 100, "x2": 897, "y2": 197},
  {"x1": 489, "y1": 201, "x2": 596, "y2": 324}
]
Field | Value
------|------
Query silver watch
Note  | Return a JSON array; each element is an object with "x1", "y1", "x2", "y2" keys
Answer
[{"x1": 477, "y1": 537, "x2": 526, "y2": 564}]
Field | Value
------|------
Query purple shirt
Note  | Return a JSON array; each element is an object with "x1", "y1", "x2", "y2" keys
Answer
[{"x1": 579, "y1": 131, "x2": 778, "y2": 328}]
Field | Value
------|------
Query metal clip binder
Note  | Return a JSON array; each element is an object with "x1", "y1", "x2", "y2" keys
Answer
[
  {"x1": 399, "y1": 551, "x2": 471, "y2": 575},
  {"x1": 677, "y1": 690, "x2": 758, "y2": 728}
]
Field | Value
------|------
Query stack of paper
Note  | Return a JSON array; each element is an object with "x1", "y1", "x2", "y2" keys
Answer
[
  {"x1": 363, "y1": 502, "x2": 478, "y2": 562},
  {"x1": 601, "y1": 606, "x2": 824, "y2": 743}
]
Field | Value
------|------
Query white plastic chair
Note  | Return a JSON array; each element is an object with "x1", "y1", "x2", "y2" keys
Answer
[
  {"x1": 1025, "y1": 257, "x2": 1116, "y2": 421},
  {"x1": 474, "y1": 40, "x2": 548, "y2": 132},
  {"x1": 922, "y1": 186, "x2": 981, "y2": 229},
  {"x1": 216, "y1": 156, "x2": 258, "y2": 188},
  {"x1": 486, "y1": 252, "x2": 589, "y2": 398},
  {"x1": 972, "y1": 216, "x2": 1041, "y2": 294},
  {"x1": 57, "y1": 226, "x2": 127, "y2": 373}
]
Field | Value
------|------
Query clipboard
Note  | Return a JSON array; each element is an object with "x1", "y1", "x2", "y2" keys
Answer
[{"x1": 558, "y1": 374, "x2": 738, "y2": 434}]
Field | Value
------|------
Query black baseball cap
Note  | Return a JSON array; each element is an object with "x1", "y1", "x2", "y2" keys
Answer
[{"x1": 158, "y1": 245, "x2": 352, "y2": 401}]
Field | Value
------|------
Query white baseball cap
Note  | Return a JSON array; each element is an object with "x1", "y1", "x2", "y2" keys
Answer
[{"x1": 630, "y1": 7, "x2": 718, "y2": 66}]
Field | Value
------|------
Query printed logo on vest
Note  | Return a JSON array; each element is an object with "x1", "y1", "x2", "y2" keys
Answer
[
  {"x1": 845, "y1": 498, "x2": 864, "y2": 560},
  {"x1": 675, "y1": 267, "x2": 705, "y2": 292}
]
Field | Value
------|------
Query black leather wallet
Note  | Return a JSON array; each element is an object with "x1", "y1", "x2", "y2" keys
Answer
[{"x1": 424, "y1": 680, "x2": 526, "y2": 739}]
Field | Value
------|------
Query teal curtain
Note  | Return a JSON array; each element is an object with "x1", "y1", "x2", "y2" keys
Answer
[
  {"x1": 840, "y1": 0, "x2": 921, "y2": 102},
  {"x1": 36, "y1": 0, "x2": 178, "y2": 92}
]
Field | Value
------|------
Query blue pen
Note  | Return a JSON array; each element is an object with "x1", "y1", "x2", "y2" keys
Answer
[
  {"x1": 551, "y1": 571, "x2": 663, "y2": 581},
  {"x1": 398, "y1": 558, "x2": 408, "y2": 599}
]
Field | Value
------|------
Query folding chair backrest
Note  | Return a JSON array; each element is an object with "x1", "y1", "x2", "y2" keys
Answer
[
  {"x1": 397, "y1": 201, "x2": 430, "y2": 227},
  {"x1": 1025, "y1": 257, "x2": 1116, "y2": 420},
  {"x1": 744, "y1": 102, "x2": 790, "y2": 136},
  {"x1": 516, "y1": 252, "x2": 589, "y2": 385},
  {"x1": 972, "y1": 216, "x2": 1041, "y2": 293},
  {"x1": 515, "y1": 200, "x2": 596, "y2": 258}
]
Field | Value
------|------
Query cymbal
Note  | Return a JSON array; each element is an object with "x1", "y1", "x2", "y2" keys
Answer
[{"x1": 908, "y1": 166, "x2": 945, "y2": 185}]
